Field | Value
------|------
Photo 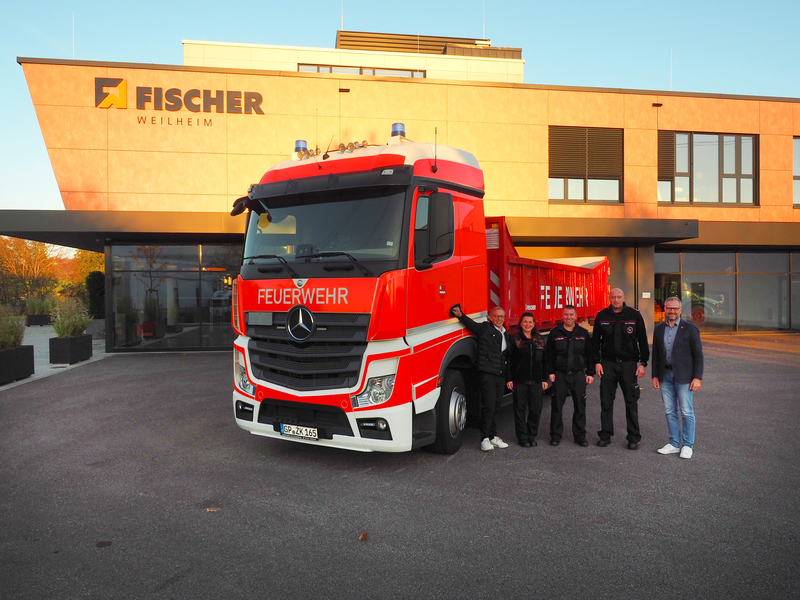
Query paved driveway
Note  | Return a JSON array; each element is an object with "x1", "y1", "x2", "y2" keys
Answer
[{"x1": 1, "y1": 345, "x2": 799, "y2": 600}]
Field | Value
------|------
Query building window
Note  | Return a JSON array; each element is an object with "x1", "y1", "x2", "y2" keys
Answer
[
  {"x1": 655, "y1": 250, "x2": 799, "y2": 332},
  {"x1": 658, "y1": 131, "x2": 757, "y2": 205},
  {"x1": 110, "y1": 244, "x2": 239, "y2": 350},
  {"x1": 794, "y1": 137, "x2": 800, "y2": 205},
  {"x1": 548, "y1": 126, "x2": 623, "y2": 203},
  {"x1": 298, "y1": 64, "x2": 425, "y2": 78}
]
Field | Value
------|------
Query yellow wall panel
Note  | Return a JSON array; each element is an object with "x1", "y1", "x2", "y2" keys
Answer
[
  {"x1": 481, "y1": 161, "x2": 547, "y2": 203},
  {"x1": 548, "y1": 203, "x2": 625, "y2": 219},
  {"x1": 794, "y1": 104, "x2": 800, "y2": 135},
  {"x1": 484, "y1": 200, "x2": 548, "y2": 218},
  {"x1": 624, "y1": 95, "x2": 658, "y2": 130},
  {"x1": 624, "y1": 166, "x2": 658, "y2": 204},
  {"x1": 34, "y1": 105, "x2": 108, "y2": 150},
  {"x1": 759, "y1": 101, "x2": 793, "y2": 135},
  {"x1": 760, "y1": 134, "x2": 793, "y2": 172},
  {"x1": 624, "y1": 128, "x2": 657, "y2": 167},
  {"x1": 624, "y1": 203, "x2": 658, "y2": 219},
  {"x1": 548, "y1": 91, "x2": 624, "y2": 128},
  {"x1": 22, "y1": 63, "x2": 106, "y2": 108},
  {"x1": 108, "y1": 150, "x2": 226, "y2": 195},
  {"x1": 339, "y1": 80, "x2": 447, "y2": 122},
  {"x1": 60, "y1": 191, "x2": 108, "y2": 211},
  {"x1": 108, "y1": 193, "x2": 226, "y2": 212},
  {"x1": 658, "y1": 205, "x2": 757, "y2": 221},
  {"x1": 654, "y1": 97, "x2": 759, "y2": 133},
  {"x1": 759, "y1": 169, "x2": 792, "y2": 206},
  {"x1": 47, "y1": 148, "x2": 107, "y2": 195},
  {"x1": 759, "y1": 205, "x2": 793, "y2": 222},
  {"x1": 447, "y1": 86, "x2": 547, "y2": 125},
  {"x1": 447, "y1": 124, "x2": 547, "y2": 164}
]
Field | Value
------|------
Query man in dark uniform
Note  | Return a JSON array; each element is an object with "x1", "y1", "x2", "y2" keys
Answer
[
  {"x1": 592, "y1": 288, "x2": 649, "y2": 449},
  {"x1": 545, "y1": 305, "x2": 595, "y2": 447},
  {"x1": 451, "y1": 304, "x2": 510, "y2": 452}
]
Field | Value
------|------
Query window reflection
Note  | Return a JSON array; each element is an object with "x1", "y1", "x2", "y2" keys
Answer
[
  {"x1": 693, "y1": 134, "x2": 719, "y2": 203},
  {"x1": 111, "y1": 244, "x2": 237, "y2": 349}
]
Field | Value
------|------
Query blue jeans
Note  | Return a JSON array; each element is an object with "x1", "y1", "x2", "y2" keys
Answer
[{"x1": 660, "y1": 369, "x2": 695, "y2": 448}]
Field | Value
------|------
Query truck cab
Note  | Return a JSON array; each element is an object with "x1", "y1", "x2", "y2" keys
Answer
[{"x1": 231, "y1": 128, "x2": 487, "y2": 453}]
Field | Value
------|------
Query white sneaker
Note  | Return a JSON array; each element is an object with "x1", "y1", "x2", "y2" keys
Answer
[
  {"x1": 657, "y1": 444, "x2": 681, "y2": 455},
  {"x1": 680, "y1": 446, "x2": 693, "y2": 459},
  {"x1": 480, "y1": 438, "x2": 494, "y2": 452},
  {"x1": 490, "y1": 436, "x2": 509, "y2": 449}
]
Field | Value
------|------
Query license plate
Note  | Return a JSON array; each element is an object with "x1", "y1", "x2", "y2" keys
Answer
[{"x1": 280, "y1": 423, "x2": 318, "y2": 440}]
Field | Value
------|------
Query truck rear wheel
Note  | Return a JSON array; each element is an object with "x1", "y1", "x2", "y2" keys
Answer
[{"x1": 427, "y1": 369, "x2": 466, "y2": 454}]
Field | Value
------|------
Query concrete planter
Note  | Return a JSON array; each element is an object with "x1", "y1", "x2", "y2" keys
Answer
[
  {"x1": 0, "y1": 346, "x2": 35, "y2": 385},
  {"x1": 49, "y1": 334, "x2": 93, "y2": 365}
]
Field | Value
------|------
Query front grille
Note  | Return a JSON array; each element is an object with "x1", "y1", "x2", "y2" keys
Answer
[
  {"x1": 257, "y1": 398, "x2": 354, "y2": 438},
  {"x1": 247, "y1": 311, "x2": 369, "y2": 391}
]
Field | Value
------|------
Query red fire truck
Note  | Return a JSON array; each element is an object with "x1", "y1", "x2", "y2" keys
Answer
[{"x1": 230, "y1": 126, "x2": 608, "y2": 454}]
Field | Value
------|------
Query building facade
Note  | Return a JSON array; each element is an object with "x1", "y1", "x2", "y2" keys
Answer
[{"x1": 6, "y1": 31, "x2": 800, "y2": 351}]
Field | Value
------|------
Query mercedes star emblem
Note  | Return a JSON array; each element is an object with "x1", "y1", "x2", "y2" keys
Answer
[{"x1": 287, "y1": 306, "x2": 314, "y2": 341}]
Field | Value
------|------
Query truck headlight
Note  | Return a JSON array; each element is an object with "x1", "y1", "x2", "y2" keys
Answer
[
  {"x1": 234, "y1": 351, "x2": 255, "y2": 396},
  {"x1": 351, "y1": 375, "x2": 395, "y2": 408}
]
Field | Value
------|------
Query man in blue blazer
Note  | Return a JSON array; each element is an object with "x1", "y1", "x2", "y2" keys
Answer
[{"x1": 651, "y1": 296, "x2": 704, "y2": 459}]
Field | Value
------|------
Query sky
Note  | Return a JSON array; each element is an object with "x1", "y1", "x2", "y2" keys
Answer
[{"x1": 2, "y1": 0, "x2": 799, "y2": 211}]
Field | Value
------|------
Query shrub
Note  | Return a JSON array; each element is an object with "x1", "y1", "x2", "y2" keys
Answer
[
  {"x1": 0, "y1": 304, "x2": 25, "y2": 350},
  {"x1": 26, "y1": 295, "x2": 55, "y2": 315},
  {"x1": 52, "y1": 297, "x2": 92, "y2": 338},
  {"x1": 85, "y1": 271, "x2": 105, "y2": 319}
]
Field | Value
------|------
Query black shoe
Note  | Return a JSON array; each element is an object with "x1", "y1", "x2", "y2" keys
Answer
[
  {"x1": 550, "y1": 439, "x2": 560, "y2": 446},
  {"x1": 597, "y1": 439, "x2": 611, "y2": 447},
  {"x1": 530, "y1": 439, "x2": 538, "y2": 447},
  {"x1": 575, "y1": 438, "x2": 589, "y2": 447},
  {"x1": 627, "y1": 442, "x2": 639, "y2": 450}
]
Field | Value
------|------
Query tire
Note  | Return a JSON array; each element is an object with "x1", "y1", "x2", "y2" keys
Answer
[
  {"x1": 427, "y1": 369, "x2": 467, "y2": 454},
  {"x1": 691, "y1": 306, "x2": 706, "y2": 323}
]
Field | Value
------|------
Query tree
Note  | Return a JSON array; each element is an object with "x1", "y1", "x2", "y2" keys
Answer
[{"x1": 0, "y1": 236, "x2": 64, "y2": 308}]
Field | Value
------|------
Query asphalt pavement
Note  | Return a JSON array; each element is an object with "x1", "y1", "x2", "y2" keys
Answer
[{"x1": 1, "y1": 337, "x2": 799, "y2": 599}]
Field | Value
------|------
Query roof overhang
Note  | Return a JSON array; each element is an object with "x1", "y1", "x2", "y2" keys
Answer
[
  {"x1": 0, "y1": 210, "x2": 245, "y2": 252},
  {"x1": 505, "y1": 217, "x2": 699, "y2": 246}
]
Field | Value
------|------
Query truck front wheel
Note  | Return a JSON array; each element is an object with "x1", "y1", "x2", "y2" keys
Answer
[{"x1": 427, "y1": 369, "x2": 467, "y2": 454}]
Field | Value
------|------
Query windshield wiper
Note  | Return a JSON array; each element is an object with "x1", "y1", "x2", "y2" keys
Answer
[
  {"x1": 243, "y1": 254, "x2": 299, "y2": 278},
  {"x1": 304, "y1": 252, "x2": 373, "y2": 277}
]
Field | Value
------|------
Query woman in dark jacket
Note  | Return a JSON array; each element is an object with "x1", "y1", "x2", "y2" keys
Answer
[{"x1": 506, "y1": 312, "x2": 548, "y2": 447}]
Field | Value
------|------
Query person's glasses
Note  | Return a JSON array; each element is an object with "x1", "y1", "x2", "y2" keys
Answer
[{"x1": 665, "y1": 307, "x2": 681, "y2": 312}]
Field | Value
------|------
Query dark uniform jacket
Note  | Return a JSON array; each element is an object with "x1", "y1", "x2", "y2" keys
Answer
[
  {"x1": 592, "y1": 303, "x2": 649, "y2": 366},
  {"x1": 507, "y1": 331, "x2": 547, "y2": 384},
  {"x1": 651, "y1": 319, "x2": 704, "y2": 384},
  {"x1": 456, "y1": 313, "x2": 509, "y2": 377},
  {"x1": 545, "y1": 323, "x2": 596, "y2": 376}
]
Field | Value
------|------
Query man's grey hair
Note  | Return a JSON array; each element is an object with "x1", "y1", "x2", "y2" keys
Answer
[{"x1": 664, "y1": 296, "x2": 682, "y2": 306}]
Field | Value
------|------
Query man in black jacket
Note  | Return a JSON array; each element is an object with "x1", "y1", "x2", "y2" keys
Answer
[
  {"x1": 592, "y1": 288, "x2": 649, "y2": 449},
  {"x1": 651, "y1": 296, "x2": 703, "y2": 459},
  {"x1": 545, "y1": 305, "x2": 595, "y2": 447},
  {"x1": 451, "y1": 304, "x2": 510, "y2": 452}
]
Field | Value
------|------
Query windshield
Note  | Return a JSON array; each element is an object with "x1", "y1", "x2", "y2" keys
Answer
[{"x1": 243, "y1": 188, "x2": 406, "y2": 265}]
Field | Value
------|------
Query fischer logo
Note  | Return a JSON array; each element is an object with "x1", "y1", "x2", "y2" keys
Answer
[
  {"x1": 540, "y1": 286, "x2": 588, "y2": 310},
  {"x1": 95, "y1": 78, "x2": 127, "y2": 109},
  {"x1": 257, "y1": 286, "x2": 349, "y2": 306},
  {"x1": 94, "y1": 77, "x2": 263, "y2": 127}
]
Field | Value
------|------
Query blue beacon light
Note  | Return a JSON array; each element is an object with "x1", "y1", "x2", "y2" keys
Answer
[
  {"x1": 391, "y1": 123, "x2": 405, "y2": 137},
  {"x1": 295, "y1": 140, "x2": 308, "y2": 153}
]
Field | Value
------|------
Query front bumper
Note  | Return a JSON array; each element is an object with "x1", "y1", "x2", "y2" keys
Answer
[{"x1": 232, "y1": 390, "x2": 414, "y2": 452}]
